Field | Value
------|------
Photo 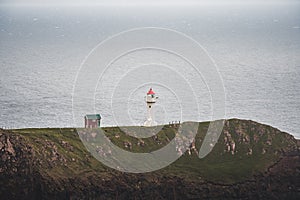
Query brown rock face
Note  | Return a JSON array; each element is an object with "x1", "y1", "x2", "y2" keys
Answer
[{"x1": 0, "y1": 129, "x2": 38, "y2": 199}]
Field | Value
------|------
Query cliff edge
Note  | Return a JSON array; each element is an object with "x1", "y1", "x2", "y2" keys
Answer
[{"x1": 0, "y1": 119, "x2": 299, "y2": 199}]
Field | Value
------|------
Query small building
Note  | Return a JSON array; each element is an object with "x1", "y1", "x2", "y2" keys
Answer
[
  {"x1": 84, "y1": 114, "x2": 101, "y2": 128},
  {"x1": 144, "y1": 88, "x2": 158, "y2": 127}
]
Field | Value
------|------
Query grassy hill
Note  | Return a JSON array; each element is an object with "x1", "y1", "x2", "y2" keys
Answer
[{"x1": 0, "y1": 119, "x2": 299, "y2": 199}]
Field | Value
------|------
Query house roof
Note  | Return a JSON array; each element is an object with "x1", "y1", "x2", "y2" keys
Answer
[{"x1": 85, "y1": 114, "x2": 101, "y2": 119}]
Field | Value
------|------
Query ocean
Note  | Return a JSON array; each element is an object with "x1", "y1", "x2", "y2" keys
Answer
[{"x1": 0, "y1": 3, "x2": 299, "y2": 138}]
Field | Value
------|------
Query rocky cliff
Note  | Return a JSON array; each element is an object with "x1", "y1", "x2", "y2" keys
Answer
[{"x1": 0, "y1": 119, "x2": 299, "y2": 199}]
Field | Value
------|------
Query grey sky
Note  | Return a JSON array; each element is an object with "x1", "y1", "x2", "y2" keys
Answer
[{"x1": 1, "y1": 0, "x2": 299, "y2": 7}]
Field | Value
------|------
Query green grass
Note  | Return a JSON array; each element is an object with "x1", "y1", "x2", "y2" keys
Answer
[{"x1": 10, "y1": 119, "x2": 298, "y2": 184}]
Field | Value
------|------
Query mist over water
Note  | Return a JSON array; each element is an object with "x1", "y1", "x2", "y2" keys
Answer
[{"x1": 0, "y1": 3, "x2": 300, "y2": 138}]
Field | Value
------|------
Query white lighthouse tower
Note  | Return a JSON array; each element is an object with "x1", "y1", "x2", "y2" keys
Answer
[{"x1": 144, "y1": 88, "x2": 158, "y2": 127}]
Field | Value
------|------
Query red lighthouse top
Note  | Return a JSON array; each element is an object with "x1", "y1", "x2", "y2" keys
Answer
[{"x1": 147, "y1": 88, "x2": 155, "y2": 95}]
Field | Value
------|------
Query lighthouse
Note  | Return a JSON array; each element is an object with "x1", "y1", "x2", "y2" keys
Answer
[{"x1": 144, "y1": 88, "x2": 158, "y2": 127}]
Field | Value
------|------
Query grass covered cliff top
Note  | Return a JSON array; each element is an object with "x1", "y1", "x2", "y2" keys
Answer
[{"x1": 4, "y1": 118, "x2": 298, "y2": 184}]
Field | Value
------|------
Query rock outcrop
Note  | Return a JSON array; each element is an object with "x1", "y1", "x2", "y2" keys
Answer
[{"x1": 0, "y1": 119, "x2": 299, "y2": 199}]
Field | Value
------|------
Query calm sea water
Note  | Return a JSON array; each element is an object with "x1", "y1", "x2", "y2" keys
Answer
[{"x1": 0, "y1": 4, "x2": 299, "y2": 138}]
